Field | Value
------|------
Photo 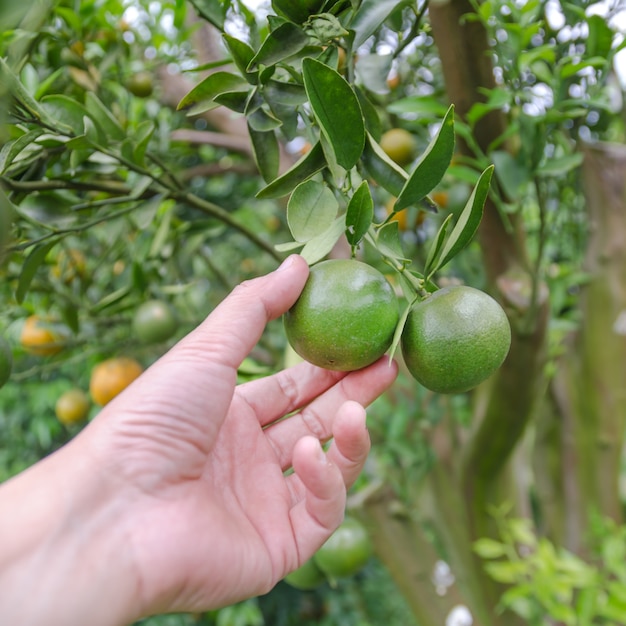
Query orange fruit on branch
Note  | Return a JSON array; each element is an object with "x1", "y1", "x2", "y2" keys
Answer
[
  {"x1": 20, "y1": 315, "x2": 64, "y2": 356},
  {"x1": 90, "y1": 357, "x2": 143, "y2": 406}
]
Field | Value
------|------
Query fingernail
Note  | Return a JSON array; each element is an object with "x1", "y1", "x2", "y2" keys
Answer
[{"x1": 277, "y1": 255, "x2": 302, "y2": 273}]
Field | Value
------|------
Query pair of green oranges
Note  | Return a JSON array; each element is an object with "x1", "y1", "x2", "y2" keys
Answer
[{"x1": 284, "y1": 259, "x2": 511, "y2": 394}]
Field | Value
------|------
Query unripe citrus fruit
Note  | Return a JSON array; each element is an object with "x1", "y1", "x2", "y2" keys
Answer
[
  {"x1": 132, "y1": 299, "x2": 178, "y2": 344},
  {"x1": 314, "y1": 517, "x2": 373, "y2": 579},
  {"x1": 284, "y1": 259, "x2": 399, "y2": 371},
  {"x1": 55, "y1": 388, "x2": 90, "y2": 426},
  {"x1": 90, "y1": 357, "x2": 143, "y2": 406},
  {"x1": 284, "y1": 558, "x2": 326, "y2": 590},
  {"x1": 126, "y1": 71, "x2": 154, "y2": 98},
  {"x1": 401, "y1": 286, "x2": 511, "y2": 394},
  {"x1": 0, "y1": 335, "x2": 12, "y2": 389},
  {"x1": 20, "y1": 315, "x2": 64, "y2": 356},
  {"x1": 380, "y1": 128, "x2": 416, "y2": 166}
]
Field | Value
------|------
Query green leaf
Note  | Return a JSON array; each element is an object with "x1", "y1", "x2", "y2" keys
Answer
[
  {"x1": 491, "y1": 150, "x2": 530, "y2": 200},
  {"x1": 474, "y1": 538, "x2": 507, "y2": 559},
  {"x1": 395, "y1": 104, "x2": 455, "y2": 211},
  {"x1": 508, "y1": 517, "x2": 537, "y2": 547},
  {"x1": 16, "y1": 241, "x2": 56, "y2": 304},
  {"x1": 423, "y1": 213, "x2": 452, "y2": 279},
  {"x1": 222, "y1": 34, "x2": 258, "y2": 84},
  {"x1": 299, "y1": 215, "x2": 346, "y2": 265},
  {"x1": 355, "y1": 87, "x2": 382, "y2": 140},
  {"x1": 275, "y1": 241, "x2": 305, "y2": 252},
  {"x1": 345, "y1": 181, "x2": 373, "y2": 246},
  {"x1": 177, "y1": 72, "x2": 249, "y2": 111},
  {"x1": 84, "y1": 92, "x2": 125, "y2": 142},
  {"x1": 306, "y1": 13, "x2": 349, "y2": 41},
  {"x1": 466, "y1": 88, "x2": 511, "y2": 127},
  {"x1": 536, "y1": 152, "x2": 584, "y2": 177},
  {"x1": 256, "y1": 141, "x2": 326, "y2": 199},
  {"x1": 0, "y1": 58, "x2": 51, "y2": 125},
  {"x1": 271, "y1": 0, "x2": 324, "y2": 24},
  {"x1": 149, "y1": 203, "x2": 173, "y2": 258},
  {"x1": 264, "y1": 80, "x2": 308, "y2": 106},
  {"x1": 350, "y1": 0, "x2": 411, "y2": 48},
  {"x1": 302, "y1": 57, "x2": 365, "y2": 170},
  {"x1": 214, "y1": 90, "x2": 249, "y2": 114},
  {"x1": 132, "y1": 121, "x2": 155, "y2": 167},
  {"x1": 92, "y1": 285, "x2": 132, "y2": 313},
  {"x1": 287, "y1": 180, "x2": 338, "y2": 242},
  {"x1": 484, "y1": 561, "x2": 525, "y2": 585},
  {"x1": 375, "y1": 220, "x2": 409, "y2": 265},
  {"x1": 587, "y1": 14, "x2": 614, "y2": 59},
  {"x1": 247, "y1": 106, "x2": 283, "y2": 131},
  {"x1": 559, "y1": 56, "x2": 608, "y2": 79},
  {"x1": 387, "y1": 96, "x2": 449, "y2": 118},
  {"x1": 41, "y1": 95, "x2": 90, "y2": 135},
  {"x1": 249, "y1": 22, "x2": 312, "y2": 69},
  {"x1": 0, "y1": 129, "x2": 43, "y2": 174},
  {"x1": 431, "y1": 165, "x2": 493, "y2": 275},
  {"x1": 248, "y1": 125, "x2": 280, "y2": 183},
  {"x1": 362, "y1": 132, "x2": 407, "y2": 197},
  {"x1": 187, "y1": 0, "x2": 228, "y2": 30}
]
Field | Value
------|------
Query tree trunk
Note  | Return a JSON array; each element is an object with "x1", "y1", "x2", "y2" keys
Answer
[{"x1": 536, "y1": 142, "x2": 626, "y2": 553}]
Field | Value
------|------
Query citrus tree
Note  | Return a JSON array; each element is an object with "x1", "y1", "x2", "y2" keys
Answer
[{"x1": 2, "y1": 1, "x2": 626, "y2": 625}]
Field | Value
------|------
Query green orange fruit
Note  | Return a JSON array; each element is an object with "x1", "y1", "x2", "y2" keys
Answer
[
  {"x1": 313, "y1": 517, "x2": 373, "y2": 579},
  {"x1": 132, "y1": 300, "x2": 178, "y2": 345},
  {"x1": 284, "y1": 259, "x2": 399, "y2": 371},
  {"x1": 401, "y1": 286, "x2": 511, "y2": 394},
  {"x1": 55, "y1": 388, "x2": 90, "y2": 426},
  {"x1": 127, "y1": 71, "x2": 154, "y2": 98},
  {"x1": 380, "y1": 128, "x2": 416, "y2": 166},
  {"x1": 283, "y1": 558, "x2": 326, "y2": 590}
]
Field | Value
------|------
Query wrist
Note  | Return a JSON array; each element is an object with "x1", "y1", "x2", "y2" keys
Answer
[{"x1": 0, "y1": 435, "x2": 142, "y2": 626}]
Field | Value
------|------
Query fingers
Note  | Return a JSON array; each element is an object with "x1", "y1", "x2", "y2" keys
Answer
[
  {"x1": 236, "y1": 361, "x2": 348, "y2": 426},
  {"x1": 287, "y1": 402, "x2": 371, "y2": 560},
  {"x1": 288, "y1": 436, "x2": 347, "y2": 558},
  {"x1": 325, "y1": 401, "x2": 371, "y2": 489},
  {"x1": 171, "y1": 255, "x2": 309, "y2": 371},
  {"x1": 265, "y1": 356, "x2": 397, "y2": 469}
]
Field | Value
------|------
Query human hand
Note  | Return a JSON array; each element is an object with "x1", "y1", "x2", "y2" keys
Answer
[{"x1": 0, "y1": 255, "x2": 397, "y2": 625}]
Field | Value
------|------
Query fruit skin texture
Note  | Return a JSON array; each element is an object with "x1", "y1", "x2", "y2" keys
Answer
[
  {"x1": 90, "y1": 357, "x2": 143, "y2": 406},
  {"x1": 401, "y1": 286, "x2": 511, "y2": 394},
  {"x1": 284, "y1": 259, "x2": 399, "y2": 372},
  {"x1": 313, "y1": 517, "x2": 373, "y2": 579},
  {"x1": 380, "y1": 128, "x2": 416, "y2": 166},
  {"x1": 20, "y1": 315, "x2": 63, "y2": 356},
  {"x1": 55, "y1": 388, "x2": 90, "y2": 426},
  {"x1": 132, "y1": 299, "x2": 178, "y2": 344},
  {"x1": 0, "y1": 335, "x2": 12, "y2": 389},
  {"x1": 283, "y1": 558, "x2": 326, "y2": 590}
]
